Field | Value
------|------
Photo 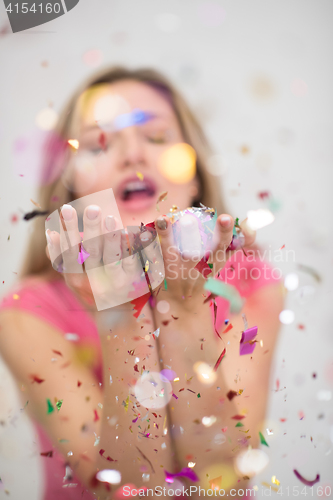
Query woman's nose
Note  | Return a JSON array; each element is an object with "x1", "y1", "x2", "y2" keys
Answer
[{"x1": 117, "y1": 127, "x2": 145, "y2": 169}]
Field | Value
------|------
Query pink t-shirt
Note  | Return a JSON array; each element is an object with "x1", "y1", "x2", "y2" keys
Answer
[{"x1": 0, "y1": 250, "x2": 281, "y2": 499}]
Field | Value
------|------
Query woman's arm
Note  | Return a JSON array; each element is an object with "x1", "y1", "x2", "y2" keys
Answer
[
  {"x1": 152, "y1": 281, "x2": 285, "y2": 492},
  {"x1": 0, "y1": 309, "x2": 105, "y2": 495}
]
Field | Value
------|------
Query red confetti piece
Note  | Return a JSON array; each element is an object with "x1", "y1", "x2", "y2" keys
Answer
[
  {"x1": 276, "y1": 379, "x2": 280, "y2": 391},
  {"x1": 60, "y1": 361, "x2": 71, "y2": 369},
  {"x1": 99, "y1": 449, "x2": 115, "y2": 461},
  {"x1": 293, "y1": 469, "x2": 320, "y2": 486},
  {"x1": 93, "y1": 409, "x2": 99, "y2": 422},
  {"x1": 98, "y1": 132, "x2": 107, "y2": 151},
  {"x1": 226, "y1": 390, "x2": 238, "y2": 401},
  {"x1": 131, "y1": 293, "x2": 151, "y2": 318},
  {"x1": 298, "y1": 324, "x2": 305, "y2": 329},
  {"x1": 30, "y1": 374, "x2": 45, "y2": 384},
  {"x1": 213, "y1": 348, "x2": 226, "y2": 372},
  {"x1": 222, "y1": 427, "x2": 228, "y2": 432},
  {"x1": 171, "y1": 315, "x2": 179, "y2": 320},
  {"x1": 40, "y1": 450, "x2": 53, "y2": 457},
  {"x1": 258, "y1": 191, "x2": 270, "y2": 200},
  {"x1": 222, "y1": 323, "x2": 233, "y2": 334},
  {"x1": 162, "y1": 320, "x2": 171, "y2": 326},
  {"x1": 52, "y1": 349, "x2": 63, "y2": 357},
  {"x1": 80, "y1": 453, "x2": 91, "y2": 461},
  {"x1": 77, "y1": 381, "x2": 82, "y2": 387},
  {"x1": 195, "y1": 257, "x2": 212, "y2": 278},
  {"x1": 279, "y1": 418, "x2": 287, "y2": 422},
  {"x1": 231, "y1": 414, "x2": 245, "y2": 420},
  {"x1": 279, "y1": 244, "x2": 285, "y2": 250},
  {"x1": 134, "y1": 364, "x2": 139, "y2": 372},
  {"x1": 152, "y1": 413, "x2": 158, "y2": 418},
  {"x1": 11, "y1": 214, "x2": 19, "y2": 223}
]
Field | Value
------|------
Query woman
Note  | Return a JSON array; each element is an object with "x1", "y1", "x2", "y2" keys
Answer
[{"x1": 0, "y1": 66, "x2": 284, "y2": 499}]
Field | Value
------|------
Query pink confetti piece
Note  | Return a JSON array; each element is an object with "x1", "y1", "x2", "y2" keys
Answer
[
  {"x1": 77, "y1": 246, "x2": 90, "y2": 264},
  {"x1": 240, "y1": 326, "x2": 258, "y2": 355},
  {"x1": 165, "y1": 467, "x2": 199, "y2": 483},
  {"x1": 293, "y1": 469, "x2": 320, "y2": 486}
]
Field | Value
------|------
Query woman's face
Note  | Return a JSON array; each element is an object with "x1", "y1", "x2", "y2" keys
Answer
[{"x1": 67, "y1": 79, "x2": 199, "y2": 227}]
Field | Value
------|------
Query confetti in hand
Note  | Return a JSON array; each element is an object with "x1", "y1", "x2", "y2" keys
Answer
[
  {"x1": 56, "y1": 399, "x2": 63, "y2": 411},
  {"x1": 240, "y1": 326, "x2": 258, "y2": 356},
  {"x1": 165, "y1": 467, "x2": 199, "y2": 483},
  {"x1": 46, "y1": 398, "x2": 55, "y2": 414}
]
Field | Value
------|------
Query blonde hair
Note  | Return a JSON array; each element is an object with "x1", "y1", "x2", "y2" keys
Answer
[{"x1": 20, "y1": 66, "x2": 228, "y2": 279}]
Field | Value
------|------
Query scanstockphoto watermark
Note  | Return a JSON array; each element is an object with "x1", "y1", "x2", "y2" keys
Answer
[
  {"x1": 166, "y1": 245, "x2": 295, "y2": 281},
  {"x1": 122, "y1": 485, "x2": 256, "y2": 497}
]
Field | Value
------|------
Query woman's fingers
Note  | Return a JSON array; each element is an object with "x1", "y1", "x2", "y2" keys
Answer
[
  {"x1": 140, "y1": 230, "x2": 165, "y2": 289},
  {"x1": 45, "y1": 229, "x2": 62, "y2": 270},
  {"x1": 103, "y1": 216, "x2": 122, "y2": 265},
  {"x1": 155, "y1": 216, "x2": 178, "y2": 280},
  {"x1": 59, "y1": 205, "x2": 83, "y2": 274},
  {"x1": 83, "y1": 205, "x2": 103, "y2": 271}
]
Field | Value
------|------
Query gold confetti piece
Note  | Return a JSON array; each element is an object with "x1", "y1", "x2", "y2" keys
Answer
[
  {"x1": 30, "y1": 199, "x2": 41, "y2": 208},
  {"x1": 272, "y1": 475, "x2": 280, "y2": 485},
  {"x1": 238, "y1": 389, "x2": 243, "y2": 395},
  {"x1": 136, "y1": 171, "x2": 144, "y2": 181},
  {"x1": 68, "y1": 139, "x2": 79, "y2": 149},
  {"x1": 145, "y1": 260, "x2": 149, "y2": 272},
  {"x1": 262, "y1": 481, "x2": 279, "y2": 492},
  {"x1": 174, "y1": 377, "x2": 179, "y2": 382},
  {"x1": 124, "y1": 395, "x2": 129, "y2": 412},
  {"x1": 170, "y1": 205, "x2": 179, "y2": 213},
  {"x1": 13, "y1": 294, "x2": 20, "y2": 300},
  {"x1": 156, "y1": 191, "x2": 168, "y2": 204}
]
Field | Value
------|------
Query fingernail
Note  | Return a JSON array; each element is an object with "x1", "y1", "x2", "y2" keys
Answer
[
  {"x1": 220, "y1": 215, "x2": 232, "y2": 228},
  {"x1": 61, "y1": 204, "x2": 73, "y2": 221},
  {"x1": 86, "y1": 205, "x2": 100, "y2": 220},
  {"x1": 105, "y1": 215, "x2": 116, "y2": 231},
  {"x1": 45, "y1": 229, "x2": 53, "y2": 247},
  {"x1": 156, "y1": 217, "x2": 167, "y2": 231}
]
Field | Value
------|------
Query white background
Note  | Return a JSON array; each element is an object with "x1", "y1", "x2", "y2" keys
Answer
[{"x1": 0, "y1": 0, "x2": 333, "y2": 498}]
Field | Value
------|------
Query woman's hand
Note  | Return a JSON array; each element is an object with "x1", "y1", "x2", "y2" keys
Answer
[
  {"x1": 45, "y1": 204, "x2": 164, "y2": 311},
  {"x1": 152, "y1": 213, "x2": 256, "y2": 311}
]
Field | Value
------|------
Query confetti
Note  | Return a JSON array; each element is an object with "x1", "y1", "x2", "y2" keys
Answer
[
  {"x1": 222, "y1": 323, "x2": 233, "y2": 334},
  {"x1": 235, "y1": 422, "x2": 244, "y2": 427},
  {"x1": 77, "y1": 246, "x2": 90, "y2": 265},
  {"x1": 30, "y1": 374, "x2": 45, "y2": 383},
  {"x1": 293, "y1": 469, "x2": 320, "y2": 486},
  {"x1": 156, "y1": 191, "x2": 168, "y2": 204},
  {"x1": 30, "y1": 199, "x2": 41, "y2": 208},
  {"x1": 136, "y1": 171, "x2": 144, "y2": 181},
  {"x1": 204, "y1": 278, "x2": 243, "y2": 314},
  {"x1": 164, "y1": 467, "x2": 199, "y2": 483},
  {"x1": 259, "y1": 431, "x2": 269, "y2": 447},
  {"x1": 93, "y1": 409, "x2": 99, "y2": 421},
  {"x1": 68, "y1": 139, "x2": 79, "y2": 149},
  {"x1": 40, "y1": 451, "x2": 53, "y2": 457},
  {"x1": 56, "y1": 400, "x2": 63, "y2": 411},
  {"x1": 131, "y1": 293, "x2": 151, "y2": 318},
  {"x1": 213, "y1": 348, "x2": 226, "y2": 372},
  {"x1": 99, "y1": 449, "x2": 116, "y2": 462},
  {"x1": 52, "y1": 349, "x2": 63, "y2": 357},
  {"x1": 46, "y1": 399, "x2": 55, "y2": 414},
  {"x1": 240, "y1": 326, "x2": 258, "y2": 356},
  {"x1": 23, "y1": 210, "x2": 48, "y2": 221},
  {"x1": 226, "y1": 390, "x2": 238, "y2": 401},
  {"x1": 98, "y1": 132, "x2": 107, "y2": 151},
  {"x1": 195, "y1": 257, "x2": 212, "y2": 278},
  {"x1": 231, "y1": 415, "x2": 245, "y2": 420}
]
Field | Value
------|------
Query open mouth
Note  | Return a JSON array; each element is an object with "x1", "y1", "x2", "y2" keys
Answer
[{"x1": 119, "y1": 178, "x2": 156, "y2": 202}]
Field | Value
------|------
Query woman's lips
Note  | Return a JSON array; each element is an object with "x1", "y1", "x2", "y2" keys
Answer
[{"x1": 116, "y1": 175, "x2": 157, "y2": 212}]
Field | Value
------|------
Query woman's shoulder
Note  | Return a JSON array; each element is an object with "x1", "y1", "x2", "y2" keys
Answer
[
  {"x1": 0, "y1": 272, "x2": 97, "y2": 337},
  {"x1": 219, "y1": 246, "x2": 283, "y2": 298}
]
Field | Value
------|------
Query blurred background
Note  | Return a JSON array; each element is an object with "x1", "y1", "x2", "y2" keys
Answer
[{"x1": 0, "y1": 0, "x2": 333, "y2": 497}]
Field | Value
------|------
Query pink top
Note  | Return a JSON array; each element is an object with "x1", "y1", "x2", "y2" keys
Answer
[{"x1": 0, "y1": 250, "x2": 280, "y2": 499}]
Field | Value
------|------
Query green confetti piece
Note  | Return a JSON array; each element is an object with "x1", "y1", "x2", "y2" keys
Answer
[
  {"x1": 259, "y1": 431, "x2": 269, "y2": 447},
  {"x1": 204, "y1": 278, "x2": 244, "y2": 314},
  {"x1": 58, "y1": 439, "x2": 69, "y2": 443},
  {"x1": 46, "y1": 398, "x2": 54, "y2": 414},
  {"x1": 197, "y1": 393, "x2": 201, "y2": 398},
  {"x1": 235, "y1": 422, "x2": 244, "y2": 427},
  {"x1": 208, "y1": 263, "x2": 213, "y2": 269},
  {"x1": 56, "y1": 399, "x2": 63, "y2": 411},
  {"x1": 164, "y1": 278, "x2": 168, "y2": 290}
]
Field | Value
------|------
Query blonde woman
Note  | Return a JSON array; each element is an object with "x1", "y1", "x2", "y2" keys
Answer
[{"x1": 0, "y1": 67, "x2": 284, "y2": 499}]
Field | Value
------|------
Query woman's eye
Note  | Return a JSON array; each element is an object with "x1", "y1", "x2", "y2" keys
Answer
[{"x1": 147, "y1": 136, "x2": 166, "y2": 144}]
